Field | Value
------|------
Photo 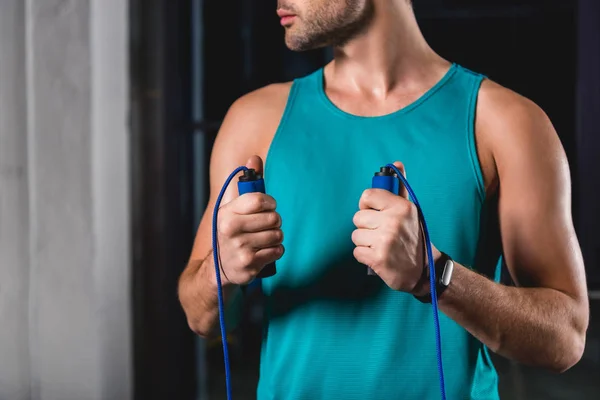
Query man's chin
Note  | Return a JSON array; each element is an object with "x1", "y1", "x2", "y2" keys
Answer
[
  {"x1": 284, "y1": 39, "x2": 307, "y2": 52},
  {"x1": 284, "y1": 35, "x2": 326, "y2": 52}
]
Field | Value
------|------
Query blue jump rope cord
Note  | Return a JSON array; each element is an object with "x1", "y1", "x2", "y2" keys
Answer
[
  {"x1": 212, "y1": 164, "x2": 446, "y2": 400},
  {"x1": 386, "y1": 163, "x2": 447, "y2": 400},
  {"x1": 212, "y1": 165, "x2": 248, "y2": 400}
]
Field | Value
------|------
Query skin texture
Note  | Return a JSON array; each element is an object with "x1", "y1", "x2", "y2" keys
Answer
[
  {"x1": 277, "y1": 0, "x2": 375, "y2": 50},
  {"x1": 178, "y1": 0, "x2": 589, "y2": 372}
]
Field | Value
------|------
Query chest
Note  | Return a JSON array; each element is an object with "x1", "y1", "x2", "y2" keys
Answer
[{"x1": 265, "y1": 119, "x2": 480, "y2": 278}]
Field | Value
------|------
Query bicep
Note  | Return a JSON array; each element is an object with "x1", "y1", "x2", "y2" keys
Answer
[
  {"x1": 493, "y1": 100, "x2": 586, "y2": 301},
  {"x1": 187, "y1": 83, "x2": 290, "y2": 262}
]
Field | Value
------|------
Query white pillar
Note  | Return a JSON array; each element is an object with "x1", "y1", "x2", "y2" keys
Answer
[
  {"x1": 0, "y1": 0, "x2": 132, "y2": 398},
  {"x1": 26, "y1": 2, "x2": 101, "y2": 397},
  {"x1": 91, "y1": 0, "x2": 132, "y2": 398},
  {"x1": 0, "y1": 1, "x2": 31, "y2": 398}
]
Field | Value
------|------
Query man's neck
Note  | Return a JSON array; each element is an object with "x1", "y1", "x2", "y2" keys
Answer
[{"x1": 329, "y1": 2, "x2": 447, "y2": 97}]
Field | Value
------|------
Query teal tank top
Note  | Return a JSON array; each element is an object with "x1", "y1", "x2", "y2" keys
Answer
[{"x1": 260, "y1": 63, "x2": 501, "y2": 400}]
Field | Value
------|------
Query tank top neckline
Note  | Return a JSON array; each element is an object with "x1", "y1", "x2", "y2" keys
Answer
[{"x1": 314, "y1": 63, "x2": 458, "y2": 121}]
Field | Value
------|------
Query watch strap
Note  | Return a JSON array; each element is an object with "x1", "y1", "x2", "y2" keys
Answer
[{"x1": 414, "y1": 252, "x2": 452, "y2": 304}]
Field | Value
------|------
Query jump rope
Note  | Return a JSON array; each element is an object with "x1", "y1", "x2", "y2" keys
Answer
[{"x1": 212, "y1": 164, "x2": 446, "y2": 400}]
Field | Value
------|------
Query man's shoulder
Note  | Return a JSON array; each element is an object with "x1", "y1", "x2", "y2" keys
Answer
[
  {"x1": 473, "y1": 78, "x2": 559, "y2": 194},
  {"x1": 477, "y1": 79, "x2": 551, "y2": 138},
  {"x1": 228, "y1": 82, "x2": 294, "y2": 123},
  {"x1": 214, "y1": 82, "x2": 294, "y2": 154}
]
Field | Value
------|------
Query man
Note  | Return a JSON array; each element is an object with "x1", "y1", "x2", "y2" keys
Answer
[{"x1": 178, "y1": 0, "x2": 589, "y2": 398}]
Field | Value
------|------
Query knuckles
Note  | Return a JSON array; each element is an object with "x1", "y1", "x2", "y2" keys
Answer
[
  {"x1": 218, "y1": 216, "x2": 238, "y2": 237},
  {"x1": 230, "y1": 236, "x2": 245, "y2": 250},
  {"x1": 237, "y1": 250, "x2": 254, "y2": 269},
  {"x1": 352, "y1": 213, "x2": 360, "y2": 227},
  {"x1": 267, "y1": 212, "x2": 281, "y2": 228},
  {"x1": 272, "y1": 229, "x2": 284, "y2": 243},
  {"x1": 352, "y1": 247, "x2": 366, "y2": 263},
  {"x1": 351, "y1": 229, "x2": 359, "y2": 244},
  {"x1": 360, "y1": 189, "x2": 376, "y2": 204},
  {"x1": 239, "y1": 193, "x2": 277, "y2": 212},
  {"x1": 385, "y1": 200, "x2": 415, "y2": 228},
  {"x1": 245, "y1": 193, "x2": 265, "y2": 211},
  {"x1": 392, "y1": 197, "x2": 413, "y2": 216},
  {"x1": 274, "y1": 244, "x2": 285, "y2": 256}
]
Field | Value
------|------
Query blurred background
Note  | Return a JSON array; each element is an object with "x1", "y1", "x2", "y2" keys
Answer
[{"x1": 0, "y1": 0, "x2": 599, "y2": 399}]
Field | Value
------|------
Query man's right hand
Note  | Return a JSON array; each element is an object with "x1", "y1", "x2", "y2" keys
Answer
[
  {"x1": 216, "y1": 155, "x2": 284, "y2": 286},
  {"x1": 179, "y1": 83, "x2": 291, "y2": 337}
]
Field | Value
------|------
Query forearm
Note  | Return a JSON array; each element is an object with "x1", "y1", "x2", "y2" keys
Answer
[
  {"x1": 435, "y1": 263, "x2": 587, "y2": 372},
  {"x1": 178, "y1": 251, "x2": 241, "y2": 338}
]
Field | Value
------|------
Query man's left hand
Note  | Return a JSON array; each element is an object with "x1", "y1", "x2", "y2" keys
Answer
[{"x1": 351, "y1": 162, "x2": 437, "y2": 294}]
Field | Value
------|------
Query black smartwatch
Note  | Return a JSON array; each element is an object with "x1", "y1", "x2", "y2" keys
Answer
[{"x1": 414, "y1": 252, "x2": 454, "y2": 303}]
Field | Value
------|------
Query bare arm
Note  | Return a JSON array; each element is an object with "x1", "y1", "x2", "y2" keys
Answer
[
  {"x1": 434, "y1": 81, "x2": 589, "y2": 372},
  {"x1": 179, "y1": 250, "x2": 242, "y2": 338},
  {"x1": 178, "y1": 83, "x2": 291, "y2": 338}
]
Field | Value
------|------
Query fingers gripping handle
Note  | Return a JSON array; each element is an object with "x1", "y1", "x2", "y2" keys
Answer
[
  {"x1": 237, "y1": 169, "x2": 277, "y2": 278},
  {"x1": 368, "y1": 167, "x2": 401, "y2": 276}
]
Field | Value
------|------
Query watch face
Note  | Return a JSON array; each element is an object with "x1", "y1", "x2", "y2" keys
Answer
[{"x1": 440, "y1": 260, "x2": 454, "y2": 286}]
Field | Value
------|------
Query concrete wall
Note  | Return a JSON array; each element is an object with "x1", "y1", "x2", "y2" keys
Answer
[{"x1": 0, "y1": 0, "x2": 131, "y2": 399}]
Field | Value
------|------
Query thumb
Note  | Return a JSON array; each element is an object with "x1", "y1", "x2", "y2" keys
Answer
[
  {"x1": 221, "y1": 155, "x2": 265, "y2": 206},
  {"x1": 392, "y1": 161, "x2": 408, "y2": 199},
  {"x1": 246, "y1": 155, "x2": 264, "y2": 176}
]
